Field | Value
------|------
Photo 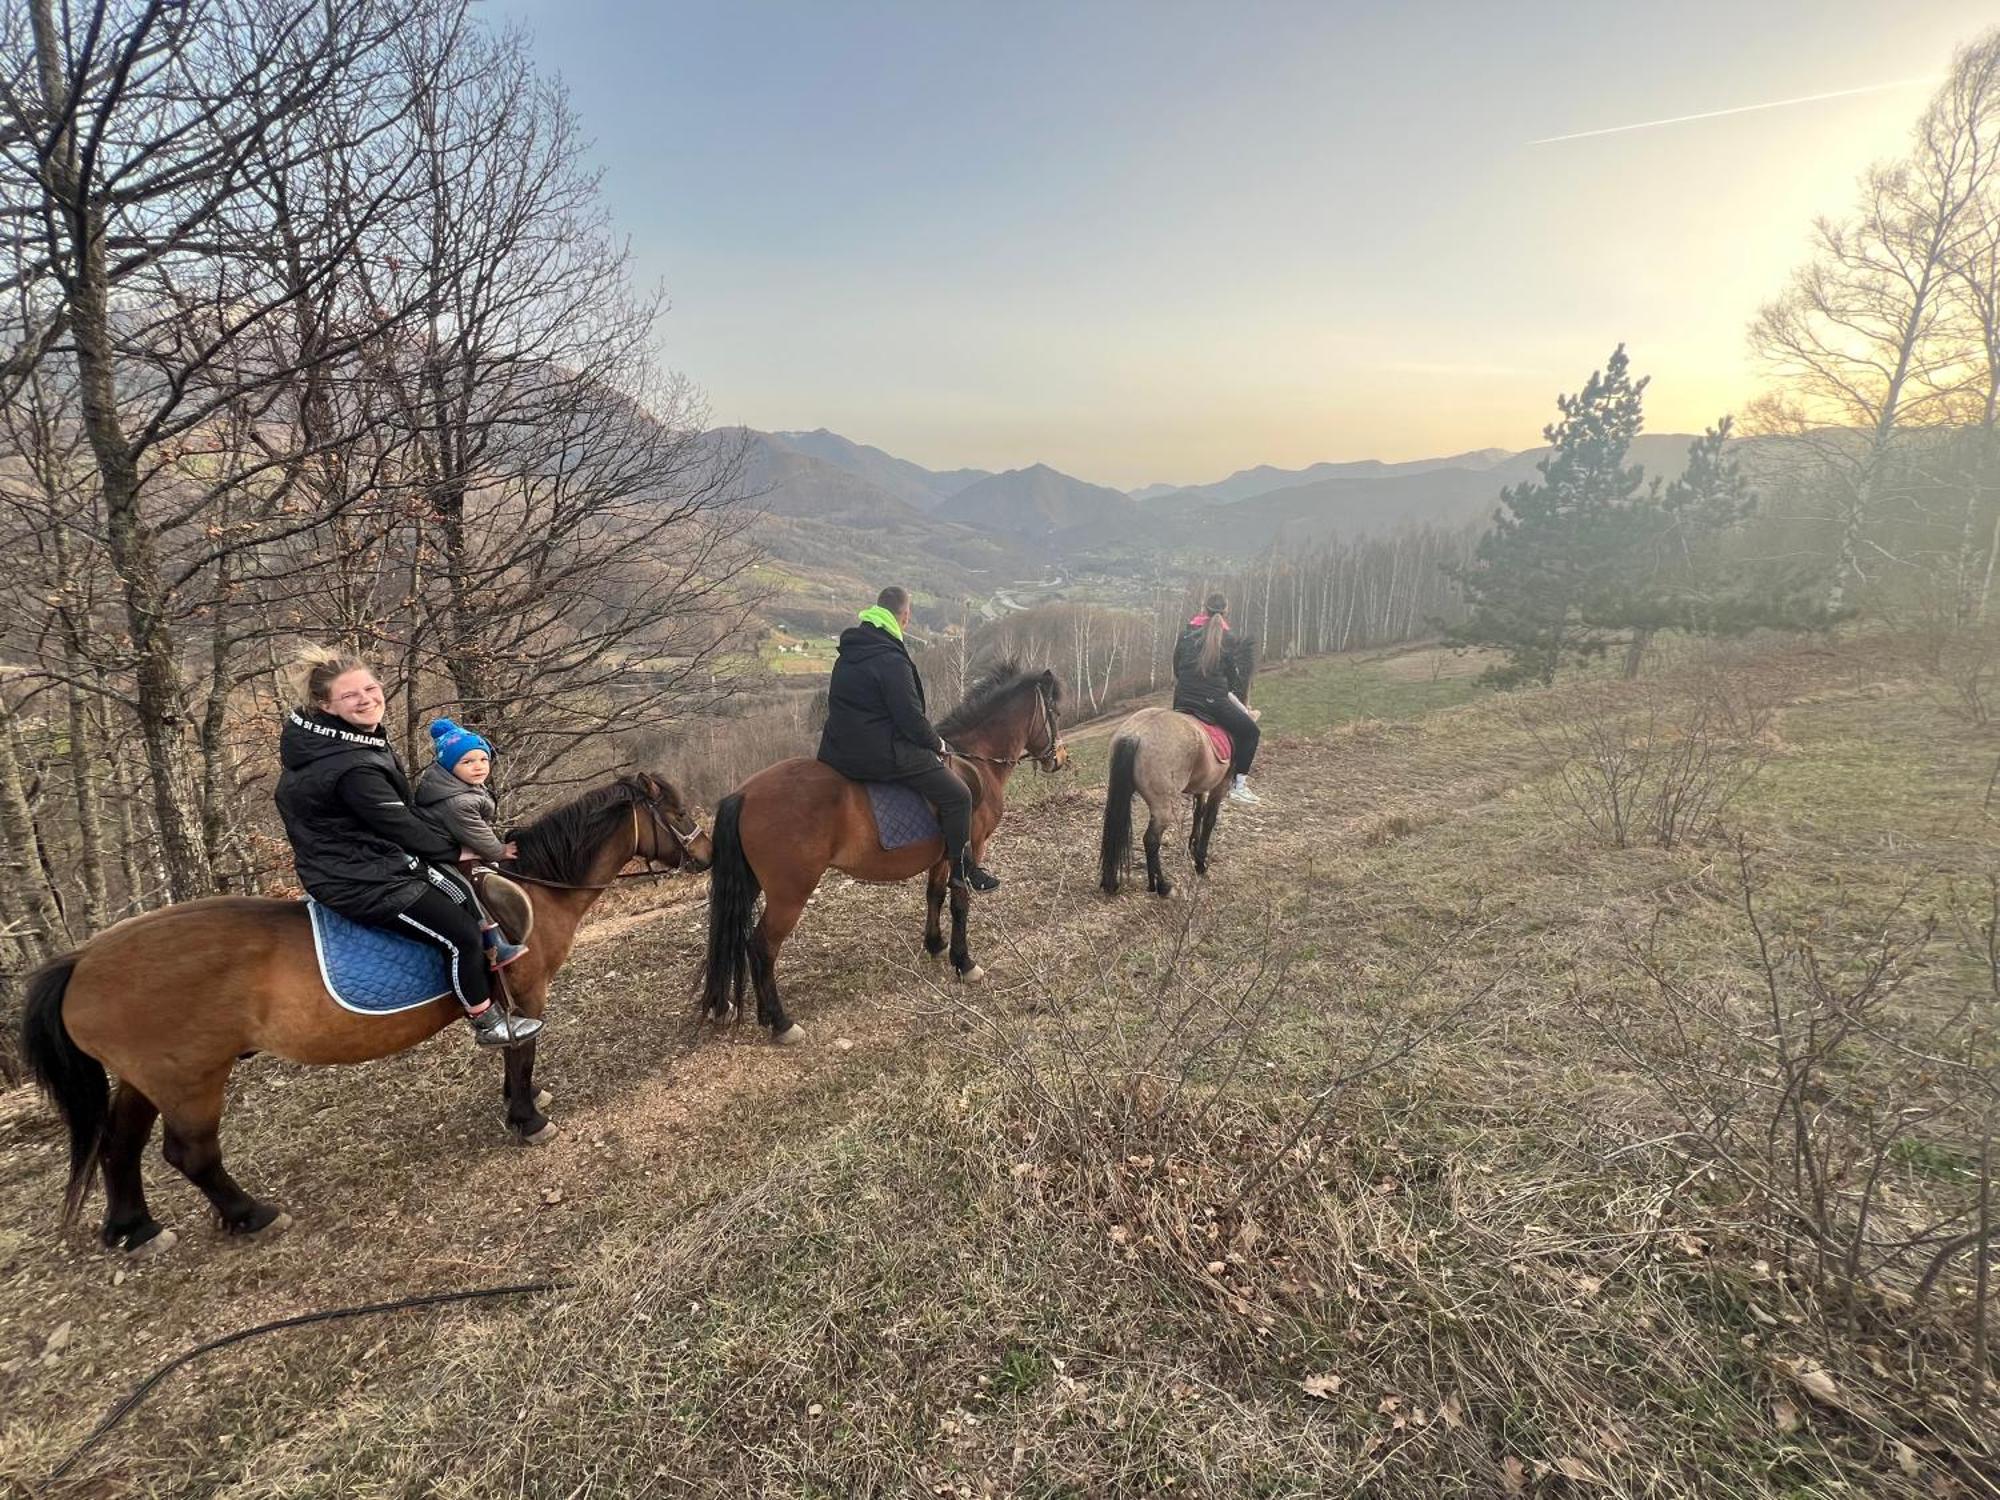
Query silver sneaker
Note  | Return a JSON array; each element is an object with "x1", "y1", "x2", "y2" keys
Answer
[
  {"x1": 467, "y1": 1004, "x2": 543, "y2": 1048},
  {"x1": 1227, "y1": 780, "x2": 1262, "y2": 806}
]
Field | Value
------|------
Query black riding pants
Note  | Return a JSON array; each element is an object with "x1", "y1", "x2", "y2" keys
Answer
[
  {"x1": 383, "y1": 865, "x2": 490, "y2": 1010},
  {"x1": 901, "y1": 763, "x2": 973, "y2": 864}
]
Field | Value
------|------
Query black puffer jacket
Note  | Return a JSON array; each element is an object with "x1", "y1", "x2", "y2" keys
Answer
[
  {"x1": 1172, "y1": 621, "x2": 1254, "y2": 715},
  {"x1": 816, "y1": 622, "x2": 945, "y2": 781},
  {"x1": 275, "y1": 709, "x2": 459, "y2": 922}
]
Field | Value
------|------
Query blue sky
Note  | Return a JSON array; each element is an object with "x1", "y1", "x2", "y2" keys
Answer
[{"x1": 486, "y1": 0, "x2": 1993, "y2": 488}]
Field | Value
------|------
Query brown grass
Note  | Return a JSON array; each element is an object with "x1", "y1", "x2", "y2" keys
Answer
[{"x1": 1, "y1": 632, "x2": 1995, "y2": 1498}]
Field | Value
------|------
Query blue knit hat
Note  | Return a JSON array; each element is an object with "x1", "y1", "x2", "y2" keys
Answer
[{"x1": 428, "y1": 718, "x2": 494, "y2": 772}]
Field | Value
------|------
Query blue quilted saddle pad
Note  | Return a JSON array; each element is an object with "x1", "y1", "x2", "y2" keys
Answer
[
  {"x1": 306, "y1": 900, "x2": 453, "y2": 1014},
  {"x1": 864, "y1": 780, "x2": 941, "y2": 851}
]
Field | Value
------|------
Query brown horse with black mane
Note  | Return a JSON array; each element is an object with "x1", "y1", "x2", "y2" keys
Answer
[
  {"x1": 701, "y1": 661, "x2": 1066, "y2": 1041},
  {"x1": 20, "y1": 773, "x2": 708, "y2": 1255}
]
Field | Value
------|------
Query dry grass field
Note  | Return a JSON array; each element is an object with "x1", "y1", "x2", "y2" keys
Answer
[{"x1": 1, "y1": 634, "x2": 1995, "y2": 1498}]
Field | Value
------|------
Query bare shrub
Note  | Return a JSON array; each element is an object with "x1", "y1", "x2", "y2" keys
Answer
[
  {"x1": 1525, "y1": 671, "x2": 1776, "y2": 848},
  {"x1": 926, "y1": 881, "x2": 1499, "y2": 1194},
  {"x1": 1930, "y1": 626, "x2": 2000, "y2": 726},
  {"x1": 1586, "y1": 843, "x2": 1997, "y2": 1415}
]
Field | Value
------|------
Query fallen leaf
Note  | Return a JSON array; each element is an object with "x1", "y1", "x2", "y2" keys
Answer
[
  {"x1": 1377, "y1": 1395, "x2": 1402, "y2": 1415},
  {"x1": 1772, "y1": 1397, "x2": 1801, "y2": 1434},
  {"x1": 1500, "y1": 1456, "x2": 1528, "y2": 1495},
  {"x1": 1555, "y1": 1455, "x2": 1601, "y2": 1484},
  {"x1": 1438, "y1": 1394, "x2": 1465, "y2": 1430},
  {"x1": 1299, "y1": 1373, "x2": 1343, "y2": 1402},
  {"x1": 42, "y1": 1323, "x2": 72, "y2": 1356},
  {"x1": 1893, "y1": 1441, "x2": 1920, "y2": 1478},
  {"x1": 1573, "y1": 1274, "x2": 1603, "y2": 1298},
  {"x1": 1784, "y1": 1359, "x2": 1840, "y2": 1407}
]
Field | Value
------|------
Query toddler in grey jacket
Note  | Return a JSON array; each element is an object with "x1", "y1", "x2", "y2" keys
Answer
[{"x1": 418, "y1": 718, "x2": 526, "y2": 967}]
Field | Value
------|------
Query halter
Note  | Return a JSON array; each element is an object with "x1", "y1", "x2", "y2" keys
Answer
[{"x1": 946, "y1": 681, "x2": 1065, "y2": 772}]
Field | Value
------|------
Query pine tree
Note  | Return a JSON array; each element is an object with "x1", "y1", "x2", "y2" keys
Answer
[
  {"x1": 1593, "y1": 420, "x2": 1756, "y2": 675},
  {"x1": 1447, "y1": 346, "x2": 1652, "y2": 686}
]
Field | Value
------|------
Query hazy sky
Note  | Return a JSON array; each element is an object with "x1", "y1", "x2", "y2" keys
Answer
[{"x1": 487, "y1": 0, "x2": 1993, "y2": 489}]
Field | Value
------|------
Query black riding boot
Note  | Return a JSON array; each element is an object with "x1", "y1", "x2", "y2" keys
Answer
[{"x1": 951, "y1": 849, "x2": 1001, "y2": 894}]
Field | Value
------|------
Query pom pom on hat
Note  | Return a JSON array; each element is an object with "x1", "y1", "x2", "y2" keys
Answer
[{"x1": 428, "y1": 717, "x2": 494, "y2": 772}]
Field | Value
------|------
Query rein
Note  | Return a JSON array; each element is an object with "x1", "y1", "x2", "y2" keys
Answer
[{"x1": 945, "y1": 685, "x2": 1064, "y2": 770}]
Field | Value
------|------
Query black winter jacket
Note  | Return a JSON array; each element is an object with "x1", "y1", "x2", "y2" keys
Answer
[
  {"x1": 1172, "y1": 622, "x2": 1254, "y2": 715},
  {"x1": 275, "y1": 709, "x2": 459, "y2": 922},
  {"x1": 816, "y1": 623, "x2": 945, "y2": 781}
]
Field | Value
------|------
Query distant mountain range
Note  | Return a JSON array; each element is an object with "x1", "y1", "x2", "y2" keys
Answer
[
  {"x1": 1129, "y1": 449, "x2": 1514, "y2": 505},
  {"x1": 766, "y1": 428, "x2": 989, "y2": 511},
  {"x1": 936, "y1": 463, "x2": 1137, "y2": 541},
  {"x1": 713, "y1": 424, "x2": 1774, "y2": 594}
]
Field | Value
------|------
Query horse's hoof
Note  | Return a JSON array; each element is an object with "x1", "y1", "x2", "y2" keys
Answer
[
  {"x1": 236, "y1": 1210, "x2": 292, "y2": 1240},
  {"x1": 775, "y1": 1023, "x2": 808, "y2": 1046},
  {"x1": 128, "y1": 1227, "x2": 178, "y2": 1260},
  {"x1": 959, "y1": 964, "x2": 987, "y2": 985},
  {"x1": 707, "y1": 1001, "x2": 739, "y2": 1025},
  {"x1": 521, "y1": 1121, "x2": 558, "y2": 1146},
  {"x1": 1154, "y1": 884, "x2": 1173, "y2": 899},
  {"x1": 533, "y1": 1088, "x2": 553, "y2": 1111}
]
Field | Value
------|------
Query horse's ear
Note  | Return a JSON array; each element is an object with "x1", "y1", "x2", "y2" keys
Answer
[{"x1": 1040, "y1": 669, "x2": 1061, "y2": 700}]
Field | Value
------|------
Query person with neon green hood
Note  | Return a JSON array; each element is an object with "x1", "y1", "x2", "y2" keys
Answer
[{"x1": 816, "y1": 585, "x2": 1000, "y2": 893}]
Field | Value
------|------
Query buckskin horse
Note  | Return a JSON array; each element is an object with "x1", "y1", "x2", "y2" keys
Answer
[
  {"x1": 21, "y1": 773, "x2": 708, "y2": 1255},
  {"x1": 701, "y1": 662, "x2": 1066, "y2": 1041},
  {"x1": 1098, "y1": 702, "x2": 1258, "y2": 898}
]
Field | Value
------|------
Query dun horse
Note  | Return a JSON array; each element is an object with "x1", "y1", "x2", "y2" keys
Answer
[
  {"x1": 1098, "y1": 704, "x2": 1257, "y2": 897},
  {"x1": 702, "y1": 663, "x2": 1065, "y2": 1040},
  {"x1": 21, "y1": 774, "x2": 708, "y2": 1255}
]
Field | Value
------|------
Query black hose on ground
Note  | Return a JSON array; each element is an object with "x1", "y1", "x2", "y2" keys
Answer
[{"x1": 43, "y1": 1279, "x2": 568, "y2": 1490}]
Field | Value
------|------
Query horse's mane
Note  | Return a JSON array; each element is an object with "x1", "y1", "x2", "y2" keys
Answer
[
  {"x1": 507, "y1": 775, "x2": 652, "y2": 885},
  {"x1": 936, "y1": 659, "x2": 1061, "y2": 740}
]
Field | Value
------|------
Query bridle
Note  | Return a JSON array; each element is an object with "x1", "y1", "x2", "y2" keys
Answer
[
  {"x1": 946, "y1": 682, "x2": 1065, "y2": 773},
  {"x1": 503, "y1": 785, "x2": 709, "y2": 892}
]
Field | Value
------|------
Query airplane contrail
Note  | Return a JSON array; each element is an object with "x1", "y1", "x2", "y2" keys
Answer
[{"x1": 1529, "y1": 76, "x2": 1935, "y2": 146}]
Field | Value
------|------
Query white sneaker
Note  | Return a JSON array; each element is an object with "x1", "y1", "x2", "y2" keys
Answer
[{"x1": 1227, "y1": 780, "x2": 1262, "y2": 805}]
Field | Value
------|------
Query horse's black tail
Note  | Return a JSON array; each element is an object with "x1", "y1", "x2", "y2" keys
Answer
[
  {"x1": 1100, "y1": 737, "x2": 1140, "y2": 894},
  {"x1": 700, "y1": 793, "x2": 761, "y2": 1020},
  {"x1": 19, "y1": 953, "x2": 106, "y2": 1227}
]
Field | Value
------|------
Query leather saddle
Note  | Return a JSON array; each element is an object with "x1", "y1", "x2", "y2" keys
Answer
[{"x1": 469, "y1": 867, "x2": 534, "y2": 945}]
